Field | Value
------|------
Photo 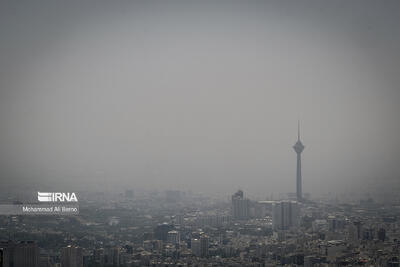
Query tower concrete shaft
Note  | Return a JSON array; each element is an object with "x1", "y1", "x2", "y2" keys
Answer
[{"x1": 296, "y1": 152, "x2": 302, "y2": 200}]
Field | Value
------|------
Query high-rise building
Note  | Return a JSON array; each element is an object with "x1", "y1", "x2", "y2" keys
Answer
[
  {"x1": 378, "y1": 228, "x2": 386, "y2": 242},
  {"x1": 191, "y1": 239, "x2": 201, "y2": 257},
  {"x1": 200, "y1": 235, "x2": 209, "y2": 258},
  {"x1": 167, "y1": 230, "x2": 180, "y2": 245},
  {"x1": 231, "y1": 190, "x2": 250, "y2": 220},
  {"x1": 175, "y1": 214, "x2": 185, "y2": 226},
  {"x1": 124, "y1": 190, "x2": 134, "y2": 198},
  {"x1": 191, "y1": 235, "x2": 209, "y2": 258},
  {"x1": 104, "y1": 247, "x2": 119, "y2": 267},
  {"x1": 154, "y1": 223, "x2": 174, "y2": 242},
  {"x1": 93, "y1": 248, "x2": 104, "y2": 265},
  {"x1": 272, "y1": 201, "x2": 300, "y2": 230},
  {"x1": 293, "y1": 121, "x2": 305, "y2": 201},
  {"x1": 61, "y1": 246, "x2": 83, "y2": 267},
  {"x1": 0, "y1": 241, "x2": 39, "y2": 267}
]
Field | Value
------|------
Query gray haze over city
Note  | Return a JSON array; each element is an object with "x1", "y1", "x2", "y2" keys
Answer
[{"x1": 0, "y1": 0, "x2": 399, "y2": 199}]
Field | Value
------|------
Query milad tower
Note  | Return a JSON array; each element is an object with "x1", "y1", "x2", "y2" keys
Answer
[{"x1": 293, "y1": 121, "x2": 305, "y2": 201}]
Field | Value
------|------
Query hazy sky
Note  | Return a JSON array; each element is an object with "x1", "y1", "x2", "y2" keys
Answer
[{"x1": 1, "y1": 0, "x2": 399, "y2": 198}]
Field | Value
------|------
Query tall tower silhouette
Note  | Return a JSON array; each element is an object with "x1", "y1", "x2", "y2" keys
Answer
[{"x1": 293, "y1": 121, "x2": 304, "y2": 201}]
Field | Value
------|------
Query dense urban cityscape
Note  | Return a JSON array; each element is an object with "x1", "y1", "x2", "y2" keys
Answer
[
  {"x1": 1, "y1": 127, "x2": 400, "y2": 266},
  {"x1": 1, "y1": 187, "x2": 400, "y2": 266}
]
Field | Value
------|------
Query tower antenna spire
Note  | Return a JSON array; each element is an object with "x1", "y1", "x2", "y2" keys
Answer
[{"x1": 298, "y1": 120, "x2": 300, "y2": 141}]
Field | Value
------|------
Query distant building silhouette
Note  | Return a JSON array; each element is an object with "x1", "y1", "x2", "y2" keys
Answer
[
  {"x1": 167, "y1": 230, "x2": 180, "y2": 245},
  {"x1": 61, "y1": 246, "x2": 83, "y2": 267},
  {"x1": 0, "y1": 241, "x2": 39, "y2": 267},
  {"x1": 104, "y1": 247, "x2": 119, "y2": 267},
  {"x1": 154, "y1": 223, "x2": 174, "y2": 242},
  {"x1": 191, "y1": 238, "x2": 201, "y2": 257},
  {"x1": 191, "y1": 235, "x2": 209, "y2": 258},
  {"x1": 272, "y1": 201, "x2": 300, "y2": 230},
  {"x1": 231, "y1": 190, "x2": 250, "y2": 220},
  {"x1": 200, "y1": 235, "x2": 209, "y2": 258},
  {"x1": 124, "y1": 189, "x2": 134, "y2": 198}
]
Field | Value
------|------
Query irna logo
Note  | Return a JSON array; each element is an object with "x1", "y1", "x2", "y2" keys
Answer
[{"x1": 38, "y1": 192, "x2": 78, "y2": 202}]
